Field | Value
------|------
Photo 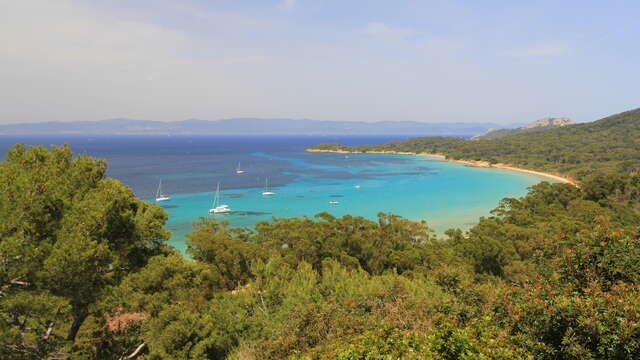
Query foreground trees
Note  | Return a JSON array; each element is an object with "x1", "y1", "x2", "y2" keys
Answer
[
  {"x1": 0, "y1": 144, "x2": 169, "y2": 359},
  {"x1": 2, "y1": 144, "x2": 640, "y2": 359},
  {"x1": 109, "y1": 174, "x2": 640, "y2": 359}
]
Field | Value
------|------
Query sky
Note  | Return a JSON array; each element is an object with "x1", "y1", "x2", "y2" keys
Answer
[{"x1": 0, "y1": 0, "x2": 638, "y2": 124}]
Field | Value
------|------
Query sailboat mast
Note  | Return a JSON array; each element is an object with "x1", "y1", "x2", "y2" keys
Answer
[
  {"x1": 213, "y1": 182, "x2": 220, "y2": 208},
  {"x1": 156, "y1": 180, "x2": 162, "y2": 198}
]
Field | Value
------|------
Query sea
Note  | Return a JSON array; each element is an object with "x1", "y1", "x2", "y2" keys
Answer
[{"x1": 0, "y1": 135, "x2": 556, "y2": 251}]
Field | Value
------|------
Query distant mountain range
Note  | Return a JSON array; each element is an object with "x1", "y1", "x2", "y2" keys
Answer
[
  {"x1": 0, "y1": 118, "x2": 518, "y2": 136},
  {"x1": 471, "y1": 117, "x2": 575, "y2": 140}
]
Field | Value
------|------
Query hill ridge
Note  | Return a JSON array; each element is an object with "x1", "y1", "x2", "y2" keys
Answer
[
  {"x1": 311, "y1": 108, "x2": 640, "y2": 179},
  {"x1": 0, "y1": 118, "x2": 513, "y2": 136},
  {"x1": 472, "y1": 117, "x2": 575, "y2": 140}
]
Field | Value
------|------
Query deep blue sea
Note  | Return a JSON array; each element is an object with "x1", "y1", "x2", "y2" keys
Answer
[{"x1": 0, "y1": 135, "x2": 555, "y2": 251}]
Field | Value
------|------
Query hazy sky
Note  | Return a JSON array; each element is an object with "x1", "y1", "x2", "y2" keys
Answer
[{"x1": 1, "y1": 0, "x2": 638, "y2": 124}]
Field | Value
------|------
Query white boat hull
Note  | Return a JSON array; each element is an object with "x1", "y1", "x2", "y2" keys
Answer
[
  {"x1": 209, "y1": 205, "x2": 231, "y2": 214},
  {"x1": 210, "y1": 182, "x2": 232, "y2": 214},
  {"x1": 155, "y1": 180, "x2": 170, "y2": 202}
]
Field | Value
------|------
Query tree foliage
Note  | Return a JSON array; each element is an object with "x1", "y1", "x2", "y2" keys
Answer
[
  {"x1": 312, "y1": 108, "x2": 640, "y2": 179},
  {"x1": 4, "y1": 109, "x2": 640, "y2": 359},
  {"x1": 0, "y1": 144, "x2": 169, "y2": 359}
]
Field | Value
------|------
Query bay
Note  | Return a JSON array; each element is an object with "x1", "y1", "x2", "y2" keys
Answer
[{"x1": 0, "y1": 134, "x2": 555, "y2": 251}]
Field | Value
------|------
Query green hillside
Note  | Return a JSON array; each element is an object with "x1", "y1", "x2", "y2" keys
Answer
[
  {"x1": 471, "y1": 124, "x2": 558, "y2": 140},
  {"x1": 4, "y1": 109, "x2": 640, "y2": 359},
  {"x1": 313, "y1": 108, "x2": 640, "y2": 179},
  {"x1": 471, "y1": 117, "x2": 574, "y2": 140}
]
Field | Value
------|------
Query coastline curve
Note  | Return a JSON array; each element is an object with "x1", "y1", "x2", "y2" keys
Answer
[{"x1": 306, "y1": 148, "x2": 578, "y2": 185}]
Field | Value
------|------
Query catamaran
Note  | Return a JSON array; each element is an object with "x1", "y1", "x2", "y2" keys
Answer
[
  {"x1": 236, "y1": 162, "x2": 246, "y2": 174},
  {"x1": 262, "y1": 178, "x2": 276, "y2": 196},
  {"x1": 155, "y1": 180, "x2": 171, "y2": 202},
  {"x1": 209, "y1": 182, "x2": 231, "y2": 214}
]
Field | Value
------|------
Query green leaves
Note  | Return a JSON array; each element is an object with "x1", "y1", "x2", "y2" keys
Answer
[
  {"x1": 314, "y1": 108, "x2": 640, "y2": 180},
  {"x1": 0, "y1": 143, "x2": 169, "y2": 357},
  {"x1": 250, "y1": 213, "x2": 437, "y2": 275},
  {"x1": 187, "y1": 218, "x2": 257, "y2": 291},
  {"x1": 4, "y1": 141, "x2": 640, "y2": 359}
]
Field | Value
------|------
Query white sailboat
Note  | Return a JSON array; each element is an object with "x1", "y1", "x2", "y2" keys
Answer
[
  {"x1": 209, "y1": 182, "x2": 231, "y2": 214},
  {"x1": 329, "y1": 200, "x2": 340, "y2": 205},
  {"x1": 262, "y1": 178, "x2": 276, "y2": 196},
  {"x1": 236, "y1": 162, "x2": 246, "y2": 174},
  {"x1": 155, "y1": 180, "x2": 170, "y2": 202}
]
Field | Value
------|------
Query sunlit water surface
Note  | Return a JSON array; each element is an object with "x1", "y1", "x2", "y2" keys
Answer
[{"x1": 0, "y1": 135, "x2": 556, "y2": 251}]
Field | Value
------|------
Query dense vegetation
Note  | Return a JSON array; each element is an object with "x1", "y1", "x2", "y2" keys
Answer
[
  {"x1": 3, "y1": 108, "x2": 640, "y2": 359},
  {"x1": 312, "y1": 108, "x2": 640, "y2": 180},
  {"x1": 472, "y1": 124, "x2": 561, "y2": 140}
]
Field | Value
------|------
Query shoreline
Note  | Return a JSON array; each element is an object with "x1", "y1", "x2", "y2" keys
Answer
[{"x1": 306, "y1": 148, "x2": 579, "y2": 185}]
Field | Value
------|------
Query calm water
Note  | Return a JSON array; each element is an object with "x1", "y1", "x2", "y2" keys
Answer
[{"x1": 0, "y1": 135, "x2": 555, "y2": 251}]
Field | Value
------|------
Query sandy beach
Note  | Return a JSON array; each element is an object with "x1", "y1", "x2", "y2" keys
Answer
[{"x1": 306, "y1": 148, "x2": 579, "y2": 185}]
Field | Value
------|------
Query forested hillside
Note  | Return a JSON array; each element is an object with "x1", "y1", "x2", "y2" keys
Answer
[
  {"x1": 3, "y1": 109, "x2": 640, "y2": 359},
  {"x1": 471, "y1": 117, "x2": 574, "y2": 140},
  {"x1": 312, "y1": 108, "x2": 640, "y2": 179}
]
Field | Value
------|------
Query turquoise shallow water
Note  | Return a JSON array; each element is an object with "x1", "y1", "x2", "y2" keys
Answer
[
  {"x1": 0, "y1": 135, "x2": 556, "y2": 252},
  {"x1": 162, "y1": 152, "x2": 555, "y2": 252}
]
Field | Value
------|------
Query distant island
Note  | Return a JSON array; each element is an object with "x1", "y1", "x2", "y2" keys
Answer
[{"x1": 0, "y1": 117, "x2": 519, "y2": 136}]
